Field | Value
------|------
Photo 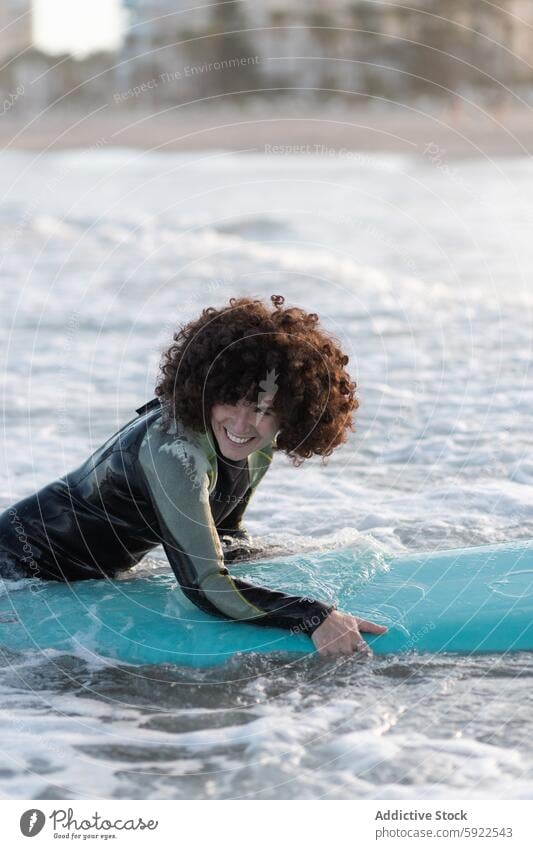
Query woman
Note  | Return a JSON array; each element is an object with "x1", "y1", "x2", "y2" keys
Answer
[{"x1": 0, "y1": 295, "x2": 387, "y2": 656}]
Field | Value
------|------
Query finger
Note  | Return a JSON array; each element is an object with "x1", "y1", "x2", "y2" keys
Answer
[
  {"x1": 354, "y1": 640, "x2": 372, "y2": 655},
  {"x1": 355, "y1": 618, "x2": 388, "y2": 634},
  {"x1": 347, "y1": 629, "x2": 371, "y2": 653}
]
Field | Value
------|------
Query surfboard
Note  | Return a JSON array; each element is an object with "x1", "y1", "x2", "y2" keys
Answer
[{"x1": 0, "y1": 539, "x2": 532, "y2": 667}]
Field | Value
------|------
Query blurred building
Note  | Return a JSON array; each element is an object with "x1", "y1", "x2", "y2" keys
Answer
[
  {"x1": 119, "y1": 0, "x2": 225, "y2": 52},
  {"x1": 115, "y1": 0, "x2": 533, "y2": 104},
  {"x1": 1, "y1": 0, "x2": 533, "y2": 113},
  {"x1": 0, "y1": 0, "x2": 32, "y2": 61}
]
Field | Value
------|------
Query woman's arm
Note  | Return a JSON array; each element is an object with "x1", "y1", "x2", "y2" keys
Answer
[{"x1": 137, "y1": 420, "x2": 335, "y2": 636}]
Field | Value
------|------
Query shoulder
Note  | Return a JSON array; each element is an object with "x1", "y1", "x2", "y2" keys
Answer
[{"x1": 139, "y1": 414, "x2": 217, "y2": 489}]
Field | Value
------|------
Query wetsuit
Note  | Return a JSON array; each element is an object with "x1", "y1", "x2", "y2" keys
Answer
[{"x1": 0, "y1": 399, "x2": 334, "y2": 636}]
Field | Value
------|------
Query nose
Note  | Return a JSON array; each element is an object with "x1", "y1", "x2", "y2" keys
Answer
[{"x1": 232, "y1": 404, "x2": 255, "y2": 434}]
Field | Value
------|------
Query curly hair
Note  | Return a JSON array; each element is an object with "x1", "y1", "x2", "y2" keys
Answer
[{"x1": 155, "y1": 294, "x2": 358, "y2": 466}]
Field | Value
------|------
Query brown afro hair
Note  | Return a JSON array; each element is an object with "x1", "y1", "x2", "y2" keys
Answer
[{"x1": 155, "y1": 294, "x2": 358, "y2": 466}]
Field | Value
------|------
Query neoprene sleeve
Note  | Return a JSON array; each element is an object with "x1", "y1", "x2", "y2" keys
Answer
[{"x1": 137, "y1": 417, "x2": 335, "y2": 635}]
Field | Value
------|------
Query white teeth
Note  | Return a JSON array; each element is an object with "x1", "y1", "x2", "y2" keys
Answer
[{"x1": 224, "y1": 427, "x2": 254, "y2": 445}]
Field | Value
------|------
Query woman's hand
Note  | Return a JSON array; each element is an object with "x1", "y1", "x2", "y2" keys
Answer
[{"x1": 311, "y1": 609, "x2": 388, "y2": 657}]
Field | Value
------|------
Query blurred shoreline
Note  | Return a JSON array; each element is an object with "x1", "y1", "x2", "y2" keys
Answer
[{"x1": 1, "y1": 103, "x2": 533, "y2": 157}]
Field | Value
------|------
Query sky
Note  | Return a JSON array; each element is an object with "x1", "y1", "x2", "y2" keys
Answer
[{"x1": 33, "y1": 0, "x2": 126, "y2": 58}]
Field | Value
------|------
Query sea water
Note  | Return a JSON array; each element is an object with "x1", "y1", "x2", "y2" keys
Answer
[{"x1": 0, "y1": 149, "x2": 532, "y2": 799}]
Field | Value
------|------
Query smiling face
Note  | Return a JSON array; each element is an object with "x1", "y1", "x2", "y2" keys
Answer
[{"x1": 210, "y1": 396, "x2": 280, "y2": 459}]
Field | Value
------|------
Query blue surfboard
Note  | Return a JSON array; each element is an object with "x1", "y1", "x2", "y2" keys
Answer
[{"x1": 0, "y1": 539, "x2": 532, "y2": 667}]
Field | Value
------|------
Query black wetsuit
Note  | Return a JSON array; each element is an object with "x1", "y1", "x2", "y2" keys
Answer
[{"x1": 0, "y1": 399, "x2": 334, "y2": 635}]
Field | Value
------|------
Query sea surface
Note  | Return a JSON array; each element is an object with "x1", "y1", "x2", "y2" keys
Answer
[{"x1": 0, "y1": 149, "x2": 532, "y2": 799}]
